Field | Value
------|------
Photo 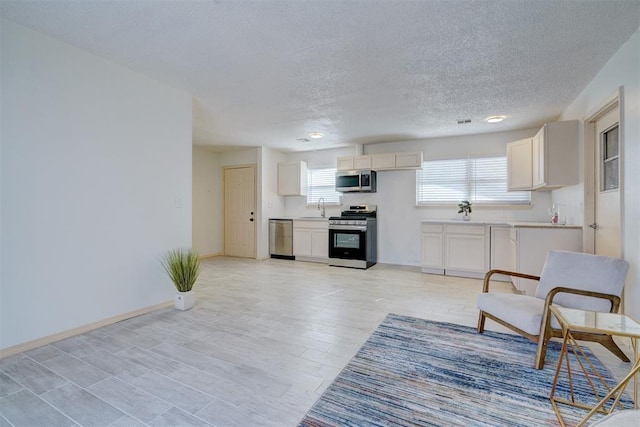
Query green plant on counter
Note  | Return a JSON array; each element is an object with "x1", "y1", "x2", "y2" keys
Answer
[
  {"x1": 457, "y1": 200, "x2": 472, "y2": 215},
  {"x1": 161, "y1": 248, "x2": 201, "y2": 292}
]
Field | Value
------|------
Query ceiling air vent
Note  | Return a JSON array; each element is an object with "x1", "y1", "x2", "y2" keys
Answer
[
  {"x1": 457, "y1": 119, "x2": 472, "y2": 124},
  {"x1": 297, "y1": 138, "x2": 311, "y2": 142}
]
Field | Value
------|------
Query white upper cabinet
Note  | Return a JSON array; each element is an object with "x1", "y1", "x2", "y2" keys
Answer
[
  {"x1": 507, "y1": 138, "x2": 533, "y2": 191},
  {"x1": 337, "y1": 151, "x2": 423, "y2": 171},
  {"x1": 354, "y1": 155, "x2": 372, "y2": 169},
  {"x1": 531, "y1": 120, "x2": 579, "y2": 190},
  {"x1": 371, "y1": 153, "x2": 396, "y2": 169},
  {"x1": 278, "y1": 161, "x2": 308, "y2": 196},
  {"x1": 395, "y1": 151, "x2": 423, "y2": 168},
  {"x1": 507, "y1": 120, "x2": 578, "y2": 191},
  {"x1": 337, "y1": 156, "x2": 355, "y2": 171}
]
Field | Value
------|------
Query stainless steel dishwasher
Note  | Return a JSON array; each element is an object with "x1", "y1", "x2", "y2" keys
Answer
[{"x1": 269, "y1": 219, "x2": 294, "y2": 259}]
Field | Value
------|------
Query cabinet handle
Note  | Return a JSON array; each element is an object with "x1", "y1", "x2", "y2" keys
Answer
[{"x1": 588, "y1": 223, "x2": 599, "y2": 230}]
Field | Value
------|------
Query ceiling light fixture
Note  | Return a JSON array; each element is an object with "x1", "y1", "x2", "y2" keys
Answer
[
  {"x1": 308, "y1": 132, "x2": 324, "y2": 139},
  {"x1": 485, "y1": 115, "x2": 506, "y2": 123}
]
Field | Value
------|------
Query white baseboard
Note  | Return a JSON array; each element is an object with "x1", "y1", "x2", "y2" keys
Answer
[{"x1": 0, "y1": 300, "x2": 173, "y2": 359}]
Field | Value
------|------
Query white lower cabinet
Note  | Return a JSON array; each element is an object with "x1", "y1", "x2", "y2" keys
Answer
[
  {"x1": 421, "y1": 222, "x2": 582, "y2": 285},
  {"x1": 421, "y1": 224, "x2": 444, "y2": 274},
  {"x1": 489, "y1": 226, "x2": 512, "y2": 281},
  {"x1": 293, "y1": 220, "x2": 328, "y2": 262},
  {"x1": 510, "y1": 226, "x2": 582, "y2": 295},
  {"x1": 421, "y1": 223, "x2": 488, "y2": 278}
]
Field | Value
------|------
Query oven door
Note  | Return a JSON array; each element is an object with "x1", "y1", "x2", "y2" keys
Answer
[{"x1": 329, "y1": 225, "x2": 367, "y2": 260}]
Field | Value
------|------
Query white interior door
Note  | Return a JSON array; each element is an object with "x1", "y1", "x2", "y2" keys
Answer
[
  {"x1": 593, "y1": 107, "x2": 621, "y2": 258},
  {"x1": 224, "y1": 166, "x2": 256, "y2": 258}
]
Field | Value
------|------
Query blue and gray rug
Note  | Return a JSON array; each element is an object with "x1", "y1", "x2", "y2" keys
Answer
[{"x1": 299, "y1": 313, "x2": 632, "y2": 427}]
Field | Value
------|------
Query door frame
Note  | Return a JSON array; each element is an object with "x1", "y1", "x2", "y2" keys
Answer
[
  {"x1": 223, "y1": 163, "x2": 257, "y2": 259},
  {"x1": 582, "y1": 87, "x2": 624, "y2": 255}
]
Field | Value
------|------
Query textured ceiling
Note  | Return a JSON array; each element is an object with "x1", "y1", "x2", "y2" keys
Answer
[{"x1": 2, "y1": 0, "x2": 639, "y2": 152}]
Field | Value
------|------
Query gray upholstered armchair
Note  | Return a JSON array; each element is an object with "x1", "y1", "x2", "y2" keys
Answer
[{"x1": 477, "y1": 250, "x2": 630, "y2": 369}]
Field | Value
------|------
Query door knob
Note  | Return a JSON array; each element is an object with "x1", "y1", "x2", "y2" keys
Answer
[
  {"x1": 588, "y1": 223, "x2": 599, "y2": 230},
  {"x1": 250, "y1": 218, "x2": 254, "y2": 222}
]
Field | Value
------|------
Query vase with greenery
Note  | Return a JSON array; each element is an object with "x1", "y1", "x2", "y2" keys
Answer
[
  {"x1": 458, "y1": 200, "x2": 472, "y2": 221},
  {"x1": 161, "y1": 248, "x2": 201, "y2": 310}
]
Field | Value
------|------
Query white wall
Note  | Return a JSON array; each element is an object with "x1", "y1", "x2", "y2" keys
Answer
[
  {"x1": 192, "y1": 146, "x2": 221, "y2": 257},
  {"x1": 0, "y1": 8, "x2": 4, "y2": 349},
  {"x1": 554, "y1": 28, "x2": 640, "y2": 319},
  {"x1": 1, "y1": 21, "x2": 193, "y2": 350},
  {"x1": 259, "y1": 147, "x2": 286, "y2": 258},
  {"x1": 194, "y1": 147, "x2": 286, "y2": 260}
]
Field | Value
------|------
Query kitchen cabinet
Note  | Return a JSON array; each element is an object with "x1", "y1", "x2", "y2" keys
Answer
[
  {"x1": 354, "y1": 155, "x2": 372, "y2": 169},
  {"x1": 337, "y1": 151, "x2": 423, "y2": 171},
  {"x1": 444, "y1": 225, "x2": 487, "y2": 277},
  {"x1": 371, "y1": 153, "x2": 396, "y2": 169},
  {"x1": 490, "y1": 226, "x2": 511, "y2": 281},
  {"x1": 278, "y1": 161, "x2": 308, "y2": 196},
  {"x1": 421, "y1": 222, "x2": 488, "y2": 278},
  {"x1": 531, "y1": 120, "x2": 579, "y2": 190},
  {"x1": 421, "y1": 223, "x2": 444, "y2": 274},
  {"x1": 507, "y1": 138, "x2": 533, "y2": 190},
  {"x1": 337, "y1": 156, "x2": 355, "y2": 171},
  {"x1": 293, "y1": 220, "x2": 328, "y2": 262},
  {"x1": 506, "y1": 120, "x2": 578, "y2": 191},
  {"x1": 395, "y1": 151, "x2": 423, "y2": 168},
  {"x1": 338, "y1": 155, "x2": 372, "y2": 170},
  {"x1": 509, "y1": 226, "x2": 582, "y2": 295}
]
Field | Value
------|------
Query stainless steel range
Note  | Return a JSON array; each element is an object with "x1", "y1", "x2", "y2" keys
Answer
[{"x1": 328, "y1": 205, "x2": 377, "y2": 269}]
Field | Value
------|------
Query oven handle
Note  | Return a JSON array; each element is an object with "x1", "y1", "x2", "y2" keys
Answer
[{"x1": 329, "y1": 224, "x2": 367, "y2": 232}]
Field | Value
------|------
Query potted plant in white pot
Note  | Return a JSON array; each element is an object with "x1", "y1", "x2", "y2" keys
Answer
[
  {"x1": 161, "y1": 248, "x2": 201, "y2": 311},
  {"x1": 458, "y1": 200, "x2": 472, "y2": 221}
]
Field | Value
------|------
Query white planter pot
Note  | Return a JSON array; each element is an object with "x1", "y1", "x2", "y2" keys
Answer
[{"x1": 175, "y1": 290, "x2": 195, "y2": 311}]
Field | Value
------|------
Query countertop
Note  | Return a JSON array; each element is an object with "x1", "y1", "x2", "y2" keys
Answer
[
  {"x1": 420, "y1": 219, "x2": 582, "y2": 229},
  {"x1": 270, "y1": 217, "x2": 329, "y2": 221}
]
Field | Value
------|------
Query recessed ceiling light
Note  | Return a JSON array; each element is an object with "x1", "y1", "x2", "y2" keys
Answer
[
  {"x1": 485, "y1": 115, "x2": 506, "y2": 123},
  {"x1": 308, "y1": 132, "x2": 324, "y2": 139}
]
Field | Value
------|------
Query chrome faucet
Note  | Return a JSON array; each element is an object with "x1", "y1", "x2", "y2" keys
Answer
[{"x1": 317, "y1": 197, "x2": 326, "y2": 218}]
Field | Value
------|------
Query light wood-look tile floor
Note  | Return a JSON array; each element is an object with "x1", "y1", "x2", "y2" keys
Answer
[{"x1": 0, "y1": 257, "x2": 633, "y2": 426}]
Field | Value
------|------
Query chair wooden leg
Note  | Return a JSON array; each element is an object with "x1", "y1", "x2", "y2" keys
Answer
[
  {"x1": 534, "y1": 306, "x2": 553, "y2": 370},
  {"x1": 477, "y1": 311, "x2": 486, "y2": 334},
  {"x1": 600, "y1": 335, "x2": 631, "y2": 362},
  {"x1": 534, "y1": 336, "x2": 548, "y2": 370}
]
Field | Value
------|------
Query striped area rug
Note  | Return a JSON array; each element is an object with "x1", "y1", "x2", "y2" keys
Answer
[{"x1": 299, "y1": 313, "x2": 632, "y2": 427}]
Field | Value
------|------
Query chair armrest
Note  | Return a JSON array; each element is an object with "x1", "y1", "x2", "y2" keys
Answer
[
  {"x1": 481, "y1": 269, "x2": 540, "y2": 293},
  {"x1": 543, "y1": 287, "x2": 621, "y2": 313}
]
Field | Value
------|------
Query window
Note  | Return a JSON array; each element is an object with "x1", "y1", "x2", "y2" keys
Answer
[
  {"x1": 307, "y1": 168, "x2": 341, "y2": 204},
  {"x1": 601, "y1": 124, "x2": 619, "y2": 191},
  {"x1": 416, "y1": 156, "x2": 530, "y2": 205}
]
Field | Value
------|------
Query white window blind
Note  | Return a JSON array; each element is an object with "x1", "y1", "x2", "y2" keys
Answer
[
  {"x1": 416, "y1": 157, "x2": 530, "y2": 205},
  {"x1": 307, "y1": 168, "x2": 341, "y2": 204}
]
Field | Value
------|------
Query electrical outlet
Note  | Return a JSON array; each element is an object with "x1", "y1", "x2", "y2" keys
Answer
[{"x1": 175, "y1": 196, "x2": 183, "y2": 208}]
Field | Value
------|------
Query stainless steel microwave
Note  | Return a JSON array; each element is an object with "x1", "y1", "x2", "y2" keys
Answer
[{"x1": 335, "y1": 169, "x2": 377, "y2": 193}]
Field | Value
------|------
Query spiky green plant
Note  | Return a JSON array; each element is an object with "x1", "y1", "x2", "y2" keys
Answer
[{"x1": 161, "y1": 248, "x2": 201, "y2": 292}]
